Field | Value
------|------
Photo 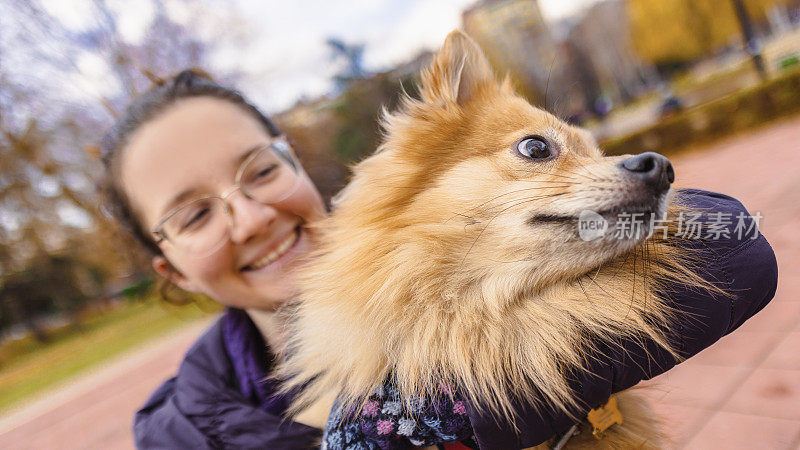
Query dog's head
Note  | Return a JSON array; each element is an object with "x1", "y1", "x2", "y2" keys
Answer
[{"x1": 333, "y1": 31, "x2": 674, "y2": 294}]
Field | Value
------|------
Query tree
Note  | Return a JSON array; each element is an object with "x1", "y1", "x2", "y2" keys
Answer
[
  {"x1": 628, "y1": 0, "x2": 782, "y2": 69},
  {"x1": 327, "y1": 37, "x2": 369, "y2": 91},
  {"x1": 0, "y1": 0, "x2": 243, "y2": 339},
  {"x1": 332, "y1": 72, "x2": 419, "y2": 165}
]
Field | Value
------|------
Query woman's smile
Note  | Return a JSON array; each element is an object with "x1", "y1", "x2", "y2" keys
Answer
[{"x1": 240, "y1": 224, "x2": 305, "y2": 273}]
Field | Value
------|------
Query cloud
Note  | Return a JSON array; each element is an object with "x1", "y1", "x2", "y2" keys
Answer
[
  {"x1": 230, "y1": 0, "x2": 476, "y2": 112},
  {"x1": 41, "y1": 0, "x2": 599, "y2": 113}
]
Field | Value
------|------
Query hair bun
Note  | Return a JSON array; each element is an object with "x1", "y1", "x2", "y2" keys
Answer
[{"x1": 173, "y1": 68, "x2": 215, "y2": 88}]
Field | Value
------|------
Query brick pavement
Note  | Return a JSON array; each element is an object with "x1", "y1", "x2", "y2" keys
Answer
[
  {"x1": 0, "y1": 320, "x2": 211, "y2": 450},
  {"x1": 643, "y1": 116, "x2": 800, "y2": 449},
  {"x1": 0, "y1": 117, "x2": 798, "y2": 449}
]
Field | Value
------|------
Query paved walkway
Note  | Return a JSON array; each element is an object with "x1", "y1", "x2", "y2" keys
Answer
[
  {"x1": 0, "y1": 320, "x2": 211, "y2": 450},
  {"x1": 0, "y1": 117, "x2": 798, "y2": 449},
  {"x1": 642, "y1": 117, "x2": 800, "y2": 449}
]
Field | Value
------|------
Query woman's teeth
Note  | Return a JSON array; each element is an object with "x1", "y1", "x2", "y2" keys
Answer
[{"x1": 246, "y1": 229, "x2": 299, "y2": 270}]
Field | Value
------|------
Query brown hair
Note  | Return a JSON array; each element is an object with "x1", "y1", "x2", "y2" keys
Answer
[{"x1": 100, "y1": 69, "x2": 283, "y2": 302}]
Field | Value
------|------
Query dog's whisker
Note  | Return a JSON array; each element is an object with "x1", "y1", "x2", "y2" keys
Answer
[
  {"x1": 481, "y1": 255, "x2": 537, "y2": 264},
  {"x1": 639, "y1": 241, "x2": 647, "y2": 312},
  {"x1": 505, "y1": 173, "x2": 583, "y2": 183},
  {"x1": 539, "y1": 175, "x2": 583, "y2": 183},
  {"x1": 544, "y1": 54, "x2": 556, "y2": 111},
  {"x1": 478, "y1": 191, "x2": 569, "y2": 215},
  {"x1": 577, "y1": 277, "x2": 591, "y2": 302},
  {"x1": 561, "y1": 158, "x2": 602, "y2": 182},
  {"x1": 370, "y1": 185, "x2": 427, "y2": 192},
  {"x1": 443, "y1": 212, "x2": 480, "y2": 226},
  {"x1": 542, "y1": 163, "x2": 595, "y2": 181},
  {"x1": 622, "y1": 248, "x2": 637, "y2": 321},
  {"x1": 442, "y1": 186, "x2": 563, "y2": 223},
  {"x1": 580, "y1": 159, "x2": 607, "y2": 183},
  {"x1": 645, "y1": 240, "x2": 657, "y2": 312},
  {"x1": 517, "y1": 176, "x2": 584, "y2": 185},
  {"x1": 461, "y1": 185, "x2": 573, "y2": 214},
  {"x1": 643, "y1": 241, "x2": 652, "y2": 312},
  {"x1": 478, "y1": 188, "x2": 574, "y2": 211},
  {"x1": 517, "y1": 179, "x2": 581, "y2": 186},
  {"x1": 585, "y1": 268, "x2": 615, "y2": 299},
  {"x1": 482, "y1": 192, "x2": 569, "y2": 217},
  {"x1": 506, "y1": 161, "x2": 599, "y2": 183},
  {"x1": 502, "y1": 168, "x2": 585, "y2": 183},
  {"x1": 461, "y1": 192, "x2": 566, "y2": 263},
  {"x1": 555, "y1": 165, "x2": 599, "y2": 183}
]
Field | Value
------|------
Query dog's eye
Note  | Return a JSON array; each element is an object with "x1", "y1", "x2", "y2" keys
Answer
[{"x1": 517, "y1": 136, "x2": 551, "y2": 159}]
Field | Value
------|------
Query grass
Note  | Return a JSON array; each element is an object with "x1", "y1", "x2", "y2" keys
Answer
[{"x1": 0, "y1": 297, "x2": 219, "y2": 413}]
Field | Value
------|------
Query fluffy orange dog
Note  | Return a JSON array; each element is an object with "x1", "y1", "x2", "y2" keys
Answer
[{"x1": 281, "y1": 31, "x2": 718, "y2": 448}]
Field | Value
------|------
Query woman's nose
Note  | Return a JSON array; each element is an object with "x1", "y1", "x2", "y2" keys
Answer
[{"x1": 227, "y1": 191, "x2": 278, "y2": 244}]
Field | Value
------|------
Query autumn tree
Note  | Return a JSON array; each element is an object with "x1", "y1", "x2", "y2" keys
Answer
[
  {"x1": 0, "y1": 0, "x2": 242, "y2": 339},
  {"x1": 628, "y1": 0, "x2": 784, "y2": 69}
]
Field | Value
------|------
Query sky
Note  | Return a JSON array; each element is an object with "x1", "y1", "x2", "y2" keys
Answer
[
  {"x1": 40, "y1": 0, "x2": 602, "y2": 113},
  {"x1": 231, "y1": 0, "x2": 603, "y2": 111}
]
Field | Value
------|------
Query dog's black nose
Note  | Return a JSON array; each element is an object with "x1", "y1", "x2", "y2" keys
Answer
[{"x1": 619, "y1": 152, "x2": 674, "y2": 192}]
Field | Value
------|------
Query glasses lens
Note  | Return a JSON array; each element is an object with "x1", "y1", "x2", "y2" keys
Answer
[
  {"x1": 239, "y1": 142, "x2": 300, "y2": 204},
  {"x1": 161, "y1": 197, "x2": 230, "y2": 255}
]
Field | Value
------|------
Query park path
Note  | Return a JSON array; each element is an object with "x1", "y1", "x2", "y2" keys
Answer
[
  {"x1": 0, "y1": 116, "x2": 799, "y2": 449},
  {"x1": 643, "y1": 116, "x2": 800, "y2": 450},
  {"x1": 0, "y1": 319, "x2": 211, "y2": 450}
]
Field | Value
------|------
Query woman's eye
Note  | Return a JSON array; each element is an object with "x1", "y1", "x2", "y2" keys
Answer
[
  {"x1": 181, "y1": 208, "x2": 210, "y2": 231},
  {"x1": 250, "y1": 164, "x2": 277, "y2": 182},
  {"x1": 517, "y1": 137, "x2": 551, "y2": 159}
]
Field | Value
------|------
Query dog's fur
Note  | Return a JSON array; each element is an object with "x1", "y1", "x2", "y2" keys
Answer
[{"x1": 280, "y1": 31, "x2": 720, "y2": 448}]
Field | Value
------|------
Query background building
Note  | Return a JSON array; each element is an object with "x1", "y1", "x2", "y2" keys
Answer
[
  {"x1": 565, "y1": 0, "x2": 658, "y2": 107},
  {"x1": 462, "y1": 0, "x2": 656, "y2": 118},
  {"x1": 462, "y1": 0, "x2": 567, "y2": 108}
]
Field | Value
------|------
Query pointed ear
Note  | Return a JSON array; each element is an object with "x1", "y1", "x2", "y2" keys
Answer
[
  {"x1": 152, "y1": 256, "x2": 200, "y2": 293},
  {"x1": 421, "y1": 30, "x2": 494, "y2": 106}
]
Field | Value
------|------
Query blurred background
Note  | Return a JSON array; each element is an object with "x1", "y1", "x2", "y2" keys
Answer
[{"x1": 0, "y1": 0, "x2": 799, "y2": 448}]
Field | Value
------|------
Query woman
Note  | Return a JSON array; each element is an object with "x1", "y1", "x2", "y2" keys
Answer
[
  {"x1": 103, "y1": 70, "x2": 326, "y2": 448},
  {"x1": 103, "y1": 70, "x2": 777, "y2": 449}
]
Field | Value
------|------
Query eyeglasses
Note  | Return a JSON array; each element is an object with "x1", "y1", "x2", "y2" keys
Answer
[{"x1": 151, "y1": 138, "x2": 301, "y2": 256}]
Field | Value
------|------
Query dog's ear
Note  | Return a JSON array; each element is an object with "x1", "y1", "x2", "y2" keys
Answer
[{"x1": 422, "y1": 30, "x2": 494, "y2": 106}]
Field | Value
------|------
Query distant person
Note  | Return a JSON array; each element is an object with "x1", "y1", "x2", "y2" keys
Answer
[{"x1": 101, "y1": 70, "x2": 777, "y2": 449}]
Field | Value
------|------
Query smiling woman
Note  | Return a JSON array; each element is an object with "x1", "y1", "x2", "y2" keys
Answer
[
  {"x1": 100, "y1": 70, "x2": 328, "y2": 448},
  {"x1": 107, "y1": 78, "x2": 325, "y2": 312}
]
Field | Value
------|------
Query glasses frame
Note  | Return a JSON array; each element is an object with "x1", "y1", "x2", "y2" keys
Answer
[{"x1": 150, "y1": 137, "x2": 301, "y2": 253}]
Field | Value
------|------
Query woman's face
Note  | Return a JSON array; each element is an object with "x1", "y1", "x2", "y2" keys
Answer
[{"x1": 121, "y1": 97, "x2": 326, "y2": 310}]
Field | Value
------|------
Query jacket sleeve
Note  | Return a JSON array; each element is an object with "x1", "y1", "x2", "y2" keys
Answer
[
  {"x1": 468, "y1": 189, "x2": 779, "y2": 449},
  {"x1": 133, "y1": 377, "x2": 216, "y2": 449},
  {"x1": 173, "y1": 345, "x2": 323, "y2": 450},
  {"x1": 134, "y1": 361, "x2": 294, "y2": 450}
]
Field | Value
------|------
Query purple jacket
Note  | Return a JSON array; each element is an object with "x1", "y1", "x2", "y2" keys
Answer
[
  {"x1": 133, "y1": 189, "x2": 778, "y2": 449},
  {"x1": 133, "y1": 309, "x2": 321, "y2": 449}
]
